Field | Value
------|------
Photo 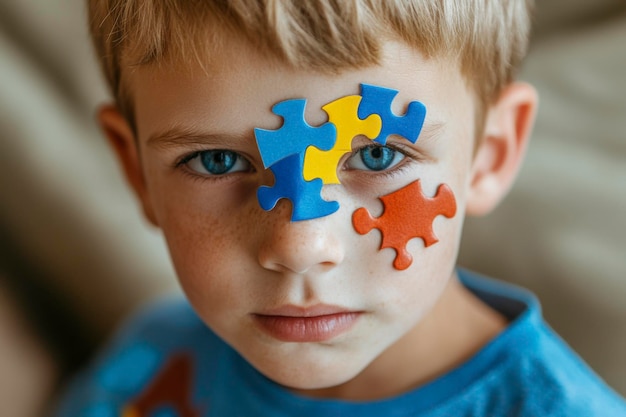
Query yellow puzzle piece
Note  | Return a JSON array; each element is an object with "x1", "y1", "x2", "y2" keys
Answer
[{"x1": 303, "y1": 95, "x2": 382, "y2": 184}]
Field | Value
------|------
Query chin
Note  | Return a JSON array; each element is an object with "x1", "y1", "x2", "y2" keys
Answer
[
  {"x1": 275, "y1": 372, "x2": 354, "y2": 392},
  {"x1": 249, "y1": 351, "x2": 367, "y2": 392}
]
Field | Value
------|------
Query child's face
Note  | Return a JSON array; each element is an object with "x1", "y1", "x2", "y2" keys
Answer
[{"x1": 126, "y1": 39, "x2": 480, "y2": 394}]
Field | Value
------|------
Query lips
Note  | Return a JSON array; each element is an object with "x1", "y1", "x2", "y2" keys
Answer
[{"x1": 253, "y1": 305, "x2": 362, "y2": 343}]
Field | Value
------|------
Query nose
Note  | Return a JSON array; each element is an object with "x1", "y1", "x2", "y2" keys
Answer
[{"x1": 257, "y1": 203, "x2": 345, "y2": 274}]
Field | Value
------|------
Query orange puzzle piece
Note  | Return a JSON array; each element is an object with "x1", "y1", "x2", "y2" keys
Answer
[
  {"x1": 352, "y1": 180, "x2": 457, "y2": 270},
  {"x1": 122, "y1": 353, "x2": 200, "y2": 417}
]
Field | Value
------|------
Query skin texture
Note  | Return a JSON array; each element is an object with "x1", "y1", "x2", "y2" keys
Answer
[{"x1": 100, "y1": 37, "x2": 537, "y2": 400}]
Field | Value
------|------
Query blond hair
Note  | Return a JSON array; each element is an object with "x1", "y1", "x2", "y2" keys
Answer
[{"x1": 88, "y1": 0, "x2": 534, "y2": 128}]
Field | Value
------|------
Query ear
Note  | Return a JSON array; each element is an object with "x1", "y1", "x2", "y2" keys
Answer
[
  {"x1": 466, "y1": 82, "x2": 538, "y2": 216},
  {"x1": 98, "y1": 105, "x2": 159, "y2": 226}
]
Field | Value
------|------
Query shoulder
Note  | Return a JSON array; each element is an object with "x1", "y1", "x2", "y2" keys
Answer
[
  {"x1": 509, "y1": 323, "x2": 626, "y2": 416},
  {"x1": 116, "y1": 295, "x2": 207, "y2": 341},
  {"x1": 456, "y1": 269, "x2": 626, "y2": 416},
  {"x1": 53, "y1": 296, "x2": 225, "y2": 416},
  {"x1": 101, "y1": 295, "x2": 220, "y2": 360}
]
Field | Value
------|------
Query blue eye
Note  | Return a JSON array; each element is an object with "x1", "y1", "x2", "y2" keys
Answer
[
  {"x1": 186, "y1": 150, "x2": 250, "y2": 175},
  {"x1": 346, "y1": 145, "x2": 405, "y2": 172}
]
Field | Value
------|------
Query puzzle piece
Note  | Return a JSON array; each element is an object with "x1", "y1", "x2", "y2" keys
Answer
[
  {"x1": 352, "y1": 180, "x2": 457, "y2": 270},
  {"x1": 258, "y1": 153, "x2": 339, "y2": 221},
  {"x1": 122, "y1": 353, "x2": 199, "y2": 417},
  {"x1": 255, "y1": 99, "x2": 336, "y2": 168},
  {"x1": 303, "y1": 95, "x2": 382, "y2": 184},
  {"x1": 357, "y1": 83, "x2": 426, "y2": 145}
]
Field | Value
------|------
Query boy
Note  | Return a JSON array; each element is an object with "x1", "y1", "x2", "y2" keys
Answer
[{"x1": 56, "y1": 0, "x2": 626, "y2": 415}]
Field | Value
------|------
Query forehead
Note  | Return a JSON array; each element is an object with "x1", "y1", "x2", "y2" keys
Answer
[{"x1": 129, "y1": 39, "x2": 474, "y2": 143}]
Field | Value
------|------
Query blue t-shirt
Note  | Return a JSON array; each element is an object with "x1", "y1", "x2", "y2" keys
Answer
[{"x1": 54, "y1": 270, "x2": 626, "y2": 416}]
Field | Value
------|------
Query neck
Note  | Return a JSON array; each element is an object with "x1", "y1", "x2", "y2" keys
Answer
[{"x1": 293, "y1": 271, "x2": 507, "y2": 401}]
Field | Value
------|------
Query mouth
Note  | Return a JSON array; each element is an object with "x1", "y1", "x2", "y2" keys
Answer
[{"x1": 252, "y1": 305, "x2": 362, "y2": 343}]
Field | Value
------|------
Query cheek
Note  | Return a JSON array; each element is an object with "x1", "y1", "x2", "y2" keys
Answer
[
  {"x1": 351, "y1": 175, "x2": 463, "y2": 273},
  {"x1": 162, "y1": 212, "x2": 227, "y2": 285},
  {"x1": 366, "y1": 253, "x2": 454, "y2": 338},
  {"x1": 152, "y1": 188, "x2": 253, "y2": 293},
  {"x1": 142, "y1": 151, "x2": 261, "y2": 221},
  {"x1": 160, "y1": 212, "x2": 260, "y2": 331}
]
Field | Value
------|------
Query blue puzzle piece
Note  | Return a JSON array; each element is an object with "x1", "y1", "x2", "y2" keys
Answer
[
  {"x1": 357, "y1": 83, "x2": 427, "y2": 145},
  {"x1": 255, "y1": 99, "x2": 337, "y2": 168},
  {"x1": 257, "y1": 153, "x2": 339, "y2": 221}
]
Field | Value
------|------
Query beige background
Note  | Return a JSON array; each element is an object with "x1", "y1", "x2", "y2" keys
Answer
[{"x1": 0, "y1": 1, "x2": 624, "y2": 415}]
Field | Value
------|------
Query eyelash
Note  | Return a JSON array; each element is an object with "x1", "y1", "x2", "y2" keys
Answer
[
  {"x1": 174, "y1": 142, "x2": 423, "y2": 183},
  {"x1": 343, "y1": 142, "x2": 422, "y2": 179},
  {"x1": 175, "y1": 150, "x2": 212, "y2": 168},
  {"x1": 174, "y1": 150, "x2": 253, "y2": 183}
]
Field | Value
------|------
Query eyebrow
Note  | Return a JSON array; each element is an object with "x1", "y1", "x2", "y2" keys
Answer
[
  {"x1": 414, "y1": 120, "x2": 445, "y2": 144},
  {"x1": 147, "y1": 119, "x2": 445, "y2": 149},
  {"x1": 146, "y1": 126, "x2": 252, "y2": 149}
]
